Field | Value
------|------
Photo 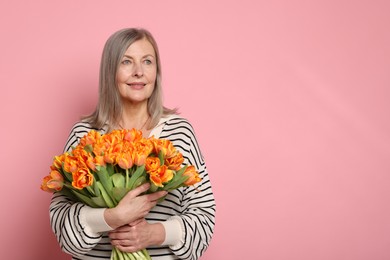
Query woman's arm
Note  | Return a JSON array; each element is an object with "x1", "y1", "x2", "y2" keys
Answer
[
  {"x1": 50, "y1": 193, "x2": 105, "y2": 257},
  {"x1": 49, "y1": 122, "x2": 106, "y2": 257},
  {"x1": 162, "y1": 118, "x2": 217, "y2": 260},
  {"x1": 106, "y1": 117, "x2": 216, "y2": 259},
  {"x1": 49, "y1": 122, "x2": 169, "y2": 257}
]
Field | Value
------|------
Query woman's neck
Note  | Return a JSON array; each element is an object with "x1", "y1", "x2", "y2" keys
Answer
[{"x1": 118, "y1": 101, "x2": 151, "y2": 135}]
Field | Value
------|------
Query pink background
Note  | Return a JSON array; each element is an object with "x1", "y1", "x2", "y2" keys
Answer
[{"x1": 1, "y1": 1, "x2": 389, "y2": 259}]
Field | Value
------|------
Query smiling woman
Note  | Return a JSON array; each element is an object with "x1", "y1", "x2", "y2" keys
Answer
[
  {"x1": 48, "y1": 28, "x2": 216, "y2": 260},
  {"x1": 116, "y1": 38, "x2": 157, "y2": 132}
]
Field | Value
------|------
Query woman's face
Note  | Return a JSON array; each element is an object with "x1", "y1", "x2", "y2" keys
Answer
[{"x1": 116, "y1": 38, "x2": 157, "y2": 106}]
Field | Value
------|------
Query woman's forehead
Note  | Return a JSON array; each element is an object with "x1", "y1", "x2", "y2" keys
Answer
[{"x1": 123, "y1": 38, "x2": 156, "y2": 57}]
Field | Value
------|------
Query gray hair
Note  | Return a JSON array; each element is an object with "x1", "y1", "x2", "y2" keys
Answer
[{"x1": 83, "y1": 28, "x2": 176, "y2": 131}]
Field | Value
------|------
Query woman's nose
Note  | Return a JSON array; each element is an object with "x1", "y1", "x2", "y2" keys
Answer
[{"x1": 132, "y1": 62, "x2": 143, "y2": 77}]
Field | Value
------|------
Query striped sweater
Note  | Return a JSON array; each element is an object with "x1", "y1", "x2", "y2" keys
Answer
[{"x1": 49, "y1": 115, "x2": 216, "y2": 260}]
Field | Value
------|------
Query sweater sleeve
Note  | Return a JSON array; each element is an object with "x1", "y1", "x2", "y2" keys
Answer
[
  {"x1": 49, "y1": 122, "x2": 106, "y2": 257},
  {"x1": 162, "y1": 118, "x2": 216, "y2": 260},
  {"x1": 49, "y1": 193, "x2": 104, "y2": 256}
]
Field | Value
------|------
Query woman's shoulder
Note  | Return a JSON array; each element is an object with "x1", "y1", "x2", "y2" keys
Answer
[
  {"x1": 68, "y1": 121, "x2": 95, "y2": 137},
  {"x1": 161, "y1": 114, "x2": 194, "y2": 130},
  {"x1": 159, "y1": 114, "x2": 199, "y2": 139},
  {"x1": 69, "y1": 121, "x2": 107, "y2": 135},
  {"x1": 63, "y1": 121, "x2": 106, "y2": 152},
  {"x1": 160, "y1": 115, "x2": 205, "y2": 160}
]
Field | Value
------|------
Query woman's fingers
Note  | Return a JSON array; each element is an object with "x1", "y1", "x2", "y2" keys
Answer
[
  {"x1": 109, "y1": 219, "x2": 154, "y2": 253},
  {"x1": 105, "y1": 184, "x2": 168, "y2": 228},
  {"x1": 111, "y1": 224, "x2": 132, "y2": 234},
  {"x1": 113, "y1": 243, "x2": 139, "y2": 253},
  {"x1": 125, "y1": 183, "x2": 150, "y2": 198},
  {"x1": 129, "y1": 218, "x2": 144, "y2": 227},
  {"x1": 146, "y1": 190, "x2": 168, "y2": 202}
]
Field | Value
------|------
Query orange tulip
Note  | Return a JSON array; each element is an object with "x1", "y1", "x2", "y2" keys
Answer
[
  {"x1": 103, "y1": 130, "x2": 122, "y2": 145},
  {"x1": 95, "y1": 155, "x2": 106, "y2": 167},
  {"x1": 182, "y1": 165, "x2": 201, "y2": 186},
  {"x1": 133, "y1": 139, "x2": 153, "y2": 166},
  {"x1": 93, "y1": 143, "x2": 107, "y2": 157},
  {"x1": 153, "y1": 139, "x2": 178, "y2": 158},
  {"x1": 145, "y1": 157, "x2": 161, "y2": 173},
  {"x1": 72, "y1": 167, "x2": 94, "y2": 190},
  {"x1": 148, "y1": 165, "x2": 174, "y2": 187},
  {"x1": 40, "y1": 170, "x2": 64, "y2": 192},
  {"x1": 133, "y1": 151, "x2": 148, "y2": 166},
  {"x1": 86, "y1": 153, "x2": 106, "y2": 171},
  {"x1": 63, "y1": 155, "x2": 78, "y2": 173},
  {"x1": 165, "y1": 153, "x2": 184, "y2": 170},
  {"x1": 117, "y1": 151, "x2": 133, "y2": 169},
  {"x1": 72, "y1": 147, "x2": 89, "y2": 162},
  {"x1": 40, "y1": 176, "x2": 53, "y2": 192},
  {"x1": 160, "y1": 167, "x2": 174, "y2": 183},
  {"x1": 52, "y1": 154, "x2": 66, "y2": 169},
  {"x1": 123, "y1": 128, "x2": 143, "y2": 143},
  {"x1": 80, "y1": 130, "x2": 101, "y2": 147},
  {"x1": 86, "y1": 154, "x2": 96, "y2": 171},
  {"x1": 104, "y1": 144, "x2": 121, "y2": 164},
  {"x1": 150, "y1": 175, "x2": 163, "y2": 187}
]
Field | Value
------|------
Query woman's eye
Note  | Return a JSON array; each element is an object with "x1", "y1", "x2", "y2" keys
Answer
[
  {"x1": 144, "y1": 59, "x2": 152, "y2": 65},
  {"x1": 122, "y1": 60, "x2": 131, "y2": 65}
]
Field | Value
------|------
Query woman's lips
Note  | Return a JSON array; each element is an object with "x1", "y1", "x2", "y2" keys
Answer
[{"x1": 128, "y1": 83, "x2": 146, "y2": 90}]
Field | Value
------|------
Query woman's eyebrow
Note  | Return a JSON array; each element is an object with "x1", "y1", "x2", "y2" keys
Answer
[
  {"x1": 143, "y1": 54, "x2": 155, "y2": 58},
  {"x1": 122, "y1": 54, "x2": 155, "y2": 59}
]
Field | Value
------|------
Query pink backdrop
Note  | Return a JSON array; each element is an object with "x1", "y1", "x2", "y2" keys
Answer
[{"x1": 1, "y1": 1, "x2": 389, "y2": 259}]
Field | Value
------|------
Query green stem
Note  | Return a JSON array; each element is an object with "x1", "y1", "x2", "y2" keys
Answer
[
  {"x1": 142, "y1": 249, "x2": 152, "y2": 260},
  {"x1": 126, "y1": 168, "x2": 129, "y2": 188},
  {"x1": 115, "y1": 247, "x2": 125, "y2": 260},
  {"x1": 124, "y1": 251, "x2": 136, "y2": 260},
  {"x1": 132, "y1": 251, "x2": 142, "y2": 259},
  {"x1": 110, "y1": 247, "x2": 117, "y2": 260}
]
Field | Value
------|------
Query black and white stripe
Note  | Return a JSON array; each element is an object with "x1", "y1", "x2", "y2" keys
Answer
[{"x1": 49, "y1": 116, "x2": 216, "y2": 260}]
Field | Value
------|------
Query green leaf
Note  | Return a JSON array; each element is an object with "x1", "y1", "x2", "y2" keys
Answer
[
  {"x1": 71, "y1": 190, "x2": 99, "y2": 208},
  {"x1": 148, "y1": 182, "x2": 159, "y2": 193},
  {"x1": 84, "y1": 144, "x2": 93, "y2": 153},
  {"x1": 158, "y1": 150, "x2": 164, "y2": 166},
  {"x1": 112, "y1": 187, "x2": 128, "y2": 202},
  {"x1": 95, "y1": 166, "x2": 114, "y2": 200},
  {"x1": 62, "y1": 170, "x2": 73, "y2": 183},
  {"x1": 63, "y1": 183, "x2": 90, "y2": 197},
  {"x1": 94, "y1": 181, "x2": 101, "y2": 196},
  {"x1": 133, "y1": 176, "x2": 146, "y2": 188},
  {"x1": 57, "y1": 188, "x2": 78, "y2": 202},
  {"x1": 127, "y1": 165, "x2": 145, "y2": 189},
  {"x1": 86, "y1": 186, "x2": 95, "y2": 196},
  {"x1": 96, "y1": 181, "x2": 115, "y2": 208},
  {"x1": 91, "y1": 196, "x2": 107, "y2": 207},
  {"x1": 163, "y1": 175, "x2": 189, "y2": 191},
  {"x1": 175, "y1": 165, "x2": 188, "y2": 177},
  {"x1": 112, "y1": 173, "x2": 125, "y2": 188},
  {"x1": 106, "y1": 164, "x2": 115, "y2": 176}
]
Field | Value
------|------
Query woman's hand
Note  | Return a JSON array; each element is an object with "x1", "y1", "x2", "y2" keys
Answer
[
  {"x1": 109, "y1": 219, "x2": 166, "y2": 253},
  {"x1": 104, "y1": 183, "x2": 167, "y2": 229}
]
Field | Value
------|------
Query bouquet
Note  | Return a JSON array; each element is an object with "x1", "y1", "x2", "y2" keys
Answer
[{"x1": 41, "y1": 128, "x2": 201, "y2": 260}]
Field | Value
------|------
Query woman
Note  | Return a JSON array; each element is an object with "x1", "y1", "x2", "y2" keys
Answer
[{"x1": 50, "y1": 28, "x2": 216, "y2": 260}]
